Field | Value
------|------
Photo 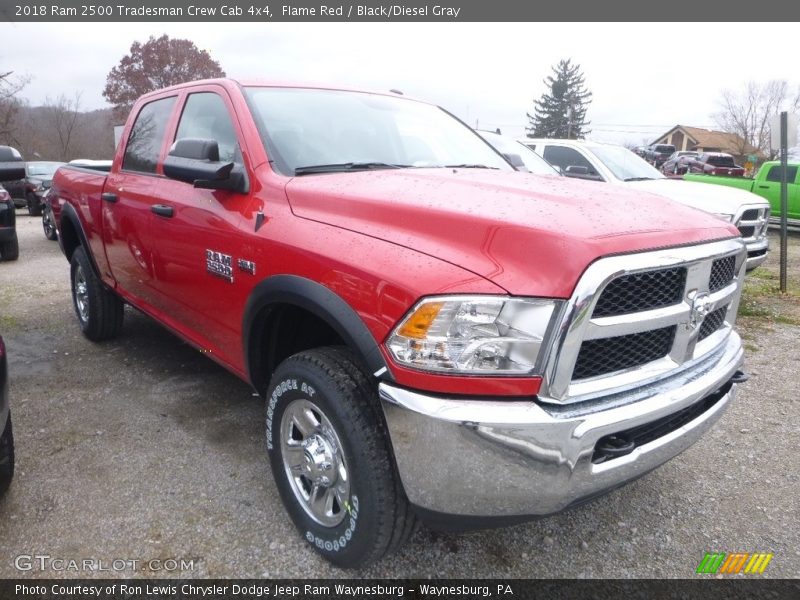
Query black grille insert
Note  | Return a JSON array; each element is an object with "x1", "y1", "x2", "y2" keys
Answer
[
  {"x1": 738, "y1": 225, "x2": 756, "y2": 238},
  {"x1": 593, "y1": 268, "x2": 686, "y2": 317},
  {"x1": 741, "y1": 209, "x2": 760, "y2": 220},
  {"x1": 698, "y1": 305, "x2": 728, "y2": 341},
  {"x1": 709, "y1": 256, "x2": 736, "y2": 292},
  {"x1": 573, "y1": 326, "x2": 676, "y2": 380}
]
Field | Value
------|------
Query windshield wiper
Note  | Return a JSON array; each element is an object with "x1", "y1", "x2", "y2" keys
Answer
[
  {"x1": 443, "y1": 164, "x2": 500, "y2": 170},
  {"x1": 623, "y1": 176, "x2": 656, "y2": 182},
  {"x1": 294, "y1": 162, "x2": 410, "y2": 175}
]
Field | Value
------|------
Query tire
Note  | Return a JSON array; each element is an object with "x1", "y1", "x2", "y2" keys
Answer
[
  {"x1": 0, "y1": 233, "x2": 19, "y2": 261},
  {"x1": 266, "y1": 347, "x2": 417, "y2": 568},
  {"x1": 70, "y1": 246, "x2": 124, "y2": 341},
  {"x1": 27, "y1": 193, "x2": 42, "y2": 217},
  {"x1": 0, "y1": 413, "x2": 14, "y2": 498},
  {"x1": 42, "y1": 208, "x2": 58, "y2": 241}
]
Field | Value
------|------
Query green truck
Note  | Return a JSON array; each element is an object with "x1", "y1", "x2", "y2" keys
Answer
[{"x1": 685, "y1": 161, "x2": 800, "y2": 225}]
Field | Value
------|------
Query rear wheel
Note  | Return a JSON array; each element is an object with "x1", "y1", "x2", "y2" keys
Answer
[
  {"x1": 70, "y1": 247, "x2": 124, "y2": 341},
  {"x1": 42, "y1": 207, "x2": 58, "y2": 240},
  {"x1": 0, "y1": 233, "x2": 19, "y2": 261},
  {"x1": 0, "y1": 413, "x2": 14, "y2": 497},
  {"x1": 266, "y1": 347, "x2": 417, "y2": 568}
]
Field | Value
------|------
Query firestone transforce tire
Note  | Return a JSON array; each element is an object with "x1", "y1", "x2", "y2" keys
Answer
[
  {"x1": 70, "y1": 246, "x2": 124, "y2": 341},
  {"x1": 0, "y1": 233, "x2": 19, "y2": 261},
  {"x1": 0, "y1": 412, "x2": 14, "y2": 497},
  {"x1": 266, "y1": 347, "x2": 417, "y2": 568}
]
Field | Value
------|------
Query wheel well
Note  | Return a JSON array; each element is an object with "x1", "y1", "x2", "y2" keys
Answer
[
  {"x1": 59, "y1": 214, "x2": 80, "y2": 262},
  {"x1": 250, "y1": 303, "x2": 348, "y2": 394}
]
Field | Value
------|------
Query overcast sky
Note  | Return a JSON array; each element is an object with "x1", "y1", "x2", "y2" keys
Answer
[{"x1": 2, "y1": 22, "x2": 798, "y2": 146}]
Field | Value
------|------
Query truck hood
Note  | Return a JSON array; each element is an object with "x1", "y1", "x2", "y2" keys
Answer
[
  {"x1": 285, "y1": 169, "x2": 738, "y2": 297},
  {"x1": 624, "y1": 178, "x2": 768, "y2": 216}
]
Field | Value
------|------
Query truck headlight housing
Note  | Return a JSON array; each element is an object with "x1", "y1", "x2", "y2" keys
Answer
[
  {"x1": 713, "y1": 213, "x2": 735, "y2": 223},
  {"x1": 387, "y1": 296, "x2": 562, "y2": 375}
]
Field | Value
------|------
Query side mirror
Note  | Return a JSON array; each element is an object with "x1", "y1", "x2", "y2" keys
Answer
[
  {"x1": 564, "y1": 165, "x2": 589, "y2": 175},
  {"x1": 163, "y1": 138, "x2": 248, "y2": 193},
  {"x1": 502, "y1": 153, "x2": 529, "y2": 172}
]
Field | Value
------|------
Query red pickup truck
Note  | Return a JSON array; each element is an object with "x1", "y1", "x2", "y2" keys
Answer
[{"x1": 51, "y1": 79, "x2": 749, "y2": 568}]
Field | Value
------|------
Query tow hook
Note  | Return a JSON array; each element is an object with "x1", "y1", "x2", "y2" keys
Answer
[
  {"x1": 593, "y1": 434, "x2": 635, "y2": 463},
  {"x1": 731, "y1": 370, "x2": 749, "y2": 384}
]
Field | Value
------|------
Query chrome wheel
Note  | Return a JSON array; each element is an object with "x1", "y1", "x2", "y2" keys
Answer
[
  {"x1": 42, "y1": 210, "x2": 56, "y2": 238},
  {"x1": 73, "y1": 264, "x2": 89, "y2": 323},
  {"x1": 280, "y1": 399, "x2": 350, "y2": 527}
]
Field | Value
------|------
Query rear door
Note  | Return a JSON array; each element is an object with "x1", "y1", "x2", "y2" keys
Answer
[
  {"x1": 103, "y1": 95, "x2": 178, "y2": 308},
  {"x1": 757, "y1": 164, "x2": 800, "y2": 219}
]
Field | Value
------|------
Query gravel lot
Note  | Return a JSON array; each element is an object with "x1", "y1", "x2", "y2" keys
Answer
[{"x1": 0, "y1": 213, "x2": 798, "y2": 579}]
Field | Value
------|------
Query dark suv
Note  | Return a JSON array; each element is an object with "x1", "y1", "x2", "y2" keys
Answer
[
  {"x1": 0, "y1": 335, "x2": 14, "y2": 497},
  {"x1": 645, "y1": 143, "x2": 676, "y2": 167},
  {"x1": 0, "y1": 185, "x2": 18, "y2": 261}
]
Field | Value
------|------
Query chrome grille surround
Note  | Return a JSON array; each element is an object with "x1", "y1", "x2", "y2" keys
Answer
[
  {"x1": 540, "y1": 237, "x2": 747, "y2": 405},
  {"x1": 735, "y1": 204, "x2": 770, "y2": 244}
]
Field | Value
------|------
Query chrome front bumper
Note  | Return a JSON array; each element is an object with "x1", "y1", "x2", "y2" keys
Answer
[
  {"x1": 744, "y1": 236, "x2": 769, "y2": 271},
  {"x1": 379, "y1": 332, "x2": 743, "y2": 517}
]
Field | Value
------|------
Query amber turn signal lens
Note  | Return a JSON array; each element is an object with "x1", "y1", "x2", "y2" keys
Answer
[{"x1": 397, "y1": 302, "x2": 444, "y2": 339}]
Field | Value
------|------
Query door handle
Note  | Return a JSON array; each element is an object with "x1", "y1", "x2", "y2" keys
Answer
[
  {"x1": 757, "y1": 185, "x2": 769, "y2": 189},
  {"x1": 151, "y1": 204, "x2": 174, "y2": 218},
  {"x1": 101, "y1": 192, "x2": 118, "y2": 203}
]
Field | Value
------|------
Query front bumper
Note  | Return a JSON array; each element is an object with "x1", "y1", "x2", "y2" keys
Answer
[
  {"x1": 380, "y1": 332, "x2": 743, "y2": 518},
  {"x1": 744, "y1": 236, "x2": 769, "y2": 271}
]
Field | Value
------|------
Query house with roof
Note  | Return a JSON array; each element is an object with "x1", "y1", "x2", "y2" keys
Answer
[{"x1": 651, "y1": 126, "x2": 762, "y2": 163}]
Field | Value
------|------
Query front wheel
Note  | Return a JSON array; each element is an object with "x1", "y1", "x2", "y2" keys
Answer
[
  {"x1": 266, "y1": 347, "x2": 417, "y2": 568},
  {"x1": 70, "y1": 247, "x2": 124, "y2": 341},
  {"x1": 0, "y1": 412, "x2": 14, "y2": 497}
]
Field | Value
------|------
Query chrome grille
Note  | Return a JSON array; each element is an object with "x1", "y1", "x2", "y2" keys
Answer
[
  {"x1": 735, "y1": 205, "x2": 770, "y2": 241},
  {"x1": 540, "y1": 238, "x2": 747, "y2": 404},
  {"x1": 709, "y1": 256, "x2": 736, "y2": 292},
  {"x1": 574, "y1": 326, "x2": 676, "y2": 380},
  {"x1": 592, "y1": 267, "x2": 686, "y2": 317}
]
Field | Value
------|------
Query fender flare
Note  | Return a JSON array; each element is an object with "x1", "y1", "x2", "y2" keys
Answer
[
  {"x1": 242, "y1": 274, "x2": 392, "y2": 393},
  {"x1": 59, "y1": 202, "x2": 103, "y2": 281}
]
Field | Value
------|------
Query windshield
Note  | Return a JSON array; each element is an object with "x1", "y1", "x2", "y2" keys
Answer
[
  {"x1": 477, "y1": 131, "x2": 560, "y2": 176},
  {"x1": 27, "y1": 162, "x2": 63, "y2": 177},
  {"x1": 245, "y1": 88, "x2": 512, "y2": 175},
  {"x1": 591, "y1": 145, "x2": 665, "y2": 181}
]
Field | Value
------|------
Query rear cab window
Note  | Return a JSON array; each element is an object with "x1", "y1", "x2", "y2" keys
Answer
[
  {"x1": 122, "y1": 97, "x2": 178, "y2": 173},
  {"x1": 765, "y1": 165, "x2": 798, "y2": 182}
]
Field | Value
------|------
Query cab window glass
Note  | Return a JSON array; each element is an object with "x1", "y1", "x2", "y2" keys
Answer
[
  {"x1": 543, "y1": 146, "x2": 596, "y2": 174},
  {"x1": 175, "y1": 93, "x2": 240, "y2": 163},
  {"x1": 766, "y1": 165, "x2": 798, "y2": 182},
  {"x1": 122, "y1": 97, "x2": 177, "y2": 173}
]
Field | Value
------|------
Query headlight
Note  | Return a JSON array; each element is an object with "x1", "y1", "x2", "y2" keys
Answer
[
  {"x1": 713, "y1": 213, "x2": 735, "y2": 223},
  {"x1": 386, "y1": 296, "x2": 562, "y2": 375}
]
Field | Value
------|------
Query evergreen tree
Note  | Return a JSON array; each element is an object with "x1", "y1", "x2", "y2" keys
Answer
[{"x1": 526, "y1": 59, "x2": 592, "y2": 139}]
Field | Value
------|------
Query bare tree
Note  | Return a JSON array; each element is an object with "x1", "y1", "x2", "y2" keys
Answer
[
  {"x1": 42, "y1": 92, "x2": 83, "y2": 161},
  {"x1": 0, "y1": 70, "x2": 31, "y2": 146},
  {"x1": 713, "y1": 80, "x2": 797, "y2": 158}
]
